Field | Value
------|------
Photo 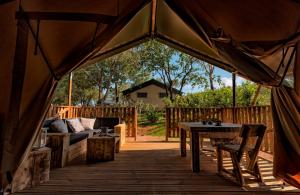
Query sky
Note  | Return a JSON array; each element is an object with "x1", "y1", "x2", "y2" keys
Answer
[{"x1": 182, "y1": 67, "x2": 246, "y2": 93}]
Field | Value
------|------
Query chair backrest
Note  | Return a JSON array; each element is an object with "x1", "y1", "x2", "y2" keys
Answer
[
  {"x1": 237, "y1": 124, "x2": 267, "y2": 165},
  {"x1": 94, "y1": 117, "x2": 121, "y2": 129}
]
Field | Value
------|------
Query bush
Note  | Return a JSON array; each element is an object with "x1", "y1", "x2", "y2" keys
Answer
[{"x1": 144, "y1": 104, "x2": 160, "y2": 123}]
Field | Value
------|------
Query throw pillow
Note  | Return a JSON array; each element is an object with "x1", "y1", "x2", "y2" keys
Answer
[
  {"x1": 66, "y1": 118, "x2": 85, "y2": 133},
  {"x1": 80, "y1": 117, "x2": 96, "y2": 130},
  {"x1": 50, "y1": 119, "x2": 68, "y2": 133}
]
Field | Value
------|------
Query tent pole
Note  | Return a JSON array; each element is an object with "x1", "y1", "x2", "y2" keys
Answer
[
  {"x1": 295, "y1": 43, "x2": 300, "y2": 96},
  {"x1": 67, "y1": 72, "x2": 73, "y2": 118},
  {"x1": 232, "y1": 72, "x2": 236, "y2": 123}
]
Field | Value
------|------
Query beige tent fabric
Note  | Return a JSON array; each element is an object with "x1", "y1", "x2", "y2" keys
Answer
[
  {"x1": 0, "y1": 0, "x2": 151, "y2": 186},
  {"x1": 165, "y1": 0, "x2": 300, "y2": 187},
  {"x1": 272, "y1": 86, "x2": 300, "y2": 188},
  {"x1": 1, "y1": 0, "x2": 300, "y2": 189}
]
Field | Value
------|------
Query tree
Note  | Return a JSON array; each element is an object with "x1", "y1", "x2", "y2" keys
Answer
[
  {"x1": 138, "y1": 41, "x2": 207, "y2": 100},
  {"x1": 72, "y1": 67, "x2": 98, "y2": 106},
  {"x1": 52, "y1": 48, "x2": 150, "y2": 106},
  {"x1": 52, "y1": 76, "x2": 69, "y2": 105},
  {"x1": 203, "y1": 63, "x2": 222, "y2": 90},
  {"x1": 52, "y1": 68, "x2": 98, "y2": 106}
]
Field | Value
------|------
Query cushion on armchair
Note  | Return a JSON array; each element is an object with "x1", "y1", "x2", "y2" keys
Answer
[
  {"x1": 80, "y1": 117, "x2": 96, "y2": 130},
  {"x1": 66, "y1": 118, "x2": 85, "y2": 133},
  {"x1": 49, "y1": 119, "x2": 68, "y2": 133},
  {"x1": 43, "y1": 118, "x2": 57, "y2": 128}
]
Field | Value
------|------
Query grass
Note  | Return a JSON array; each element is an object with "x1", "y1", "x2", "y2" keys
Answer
[{"x1": 138, "y1": 112, "x2": 165, "y2": 136}]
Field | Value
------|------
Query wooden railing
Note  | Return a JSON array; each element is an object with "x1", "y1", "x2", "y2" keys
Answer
[
  {"x1": 47, "y1": 105, "x2": 138, "y2": 138},
  {"x1": 165, "y1": 106, "x2": 274, "y2": 154}
]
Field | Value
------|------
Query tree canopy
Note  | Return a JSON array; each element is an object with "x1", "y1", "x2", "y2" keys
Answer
[{"x1": 137, "y1": 41, "x2": 221, "y2": 100}]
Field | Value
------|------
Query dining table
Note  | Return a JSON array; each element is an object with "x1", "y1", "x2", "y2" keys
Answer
[{"x1": 178, "y1": 122, "x2": 242, "y2": 172}]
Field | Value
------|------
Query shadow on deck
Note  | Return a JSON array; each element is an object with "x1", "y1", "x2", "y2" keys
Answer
[{"x1": 14, "y1": 140, "x2": 299, "y2": 194}]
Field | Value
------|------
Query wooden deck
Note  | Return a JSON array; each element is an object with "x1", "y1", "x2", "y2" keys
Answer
[{"x1": 15, "y1": 139, "x2": 299, "y2": 194}]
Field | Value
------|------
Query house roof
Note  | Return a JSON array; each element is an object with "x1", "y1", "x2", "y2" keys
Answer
[{"x1": 122, "y1": 79, "x2": 181, "y2": 95}]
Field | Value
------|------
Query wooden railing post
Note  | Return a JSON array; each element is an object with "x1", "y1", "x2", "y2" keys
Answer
[
  {"x1": 232, "y1": 72, "x2": 237, "y2": 123},
  {"x1": 134, "y1": 107, "x2": 138, "y2": 141},
  {"x1": 165, "y1": 107, "x2": 169, "y2": 141}
]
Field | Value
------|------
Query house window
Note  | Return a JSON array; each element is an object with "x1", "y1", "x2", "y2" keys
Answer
[
  {"x1": 137, "y1": 92, "x2": 147, "y2": 98},
  {"x1": 159, "y1": 92, "x2": 167, "y2": 98}
]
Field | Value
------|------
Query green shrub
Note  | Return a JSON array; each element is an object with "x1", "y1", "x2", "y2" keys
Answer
[{"x1": 144, "y1": 105, "x2": 160, "y2": 123}]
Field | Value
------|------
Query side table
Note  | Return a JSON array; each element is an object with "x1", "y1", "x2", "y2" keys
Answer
[
  {"x1": 86, "y1": 134, "x2": 120, "y2": 163},
  {"x1": 12, "y1": 147, "x2": 51, "y2": 193}
]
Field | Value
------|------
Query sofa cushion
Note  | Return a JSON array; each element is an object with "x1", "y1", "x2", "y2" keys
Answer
[
  {"x1": 43, "y1": 117, "x2": 58, "y2": 128},
  {"x1": 50, "y1": 119, "x2": 68, "y2": 133},
  {"x1": 66, "y1": 118, "x2": 85, "y2": 133},
  {"x1": 69, "y1": 132, "x2": 89, "y2": 145},
  {"x1": 80, "y1": 117, "x2": 96, "y2": 130}
]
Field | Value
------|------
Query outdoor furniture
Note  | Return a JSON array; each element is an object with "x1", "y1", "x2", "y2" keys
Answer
[
  {"x1": 179, "y1": 122, "x2": 242, "y2": 172},
  {"x1": 11, "y1": 147, "x2": 51, "y2": 193},
  {"x1": 216, "y1": 124, "x2": 266, "y2": 186},
  {"x1": 87, "y1": 133, "x2": 120, "y2": 163},
  {"x1": 44, "y1": 117, "x2": 126, "y2": 168}
]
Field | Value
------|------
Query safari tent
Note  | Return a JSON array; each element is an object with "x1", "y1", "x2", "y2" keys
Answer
[{"x1": 0, "y1": 0, "x2": 299, "y2": 191}]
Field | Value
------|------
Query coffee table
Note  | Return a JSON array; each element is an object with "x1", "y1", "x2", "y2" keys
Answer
[{"x1": 86, "y1": 133, "x2": 120, "y2": 163}]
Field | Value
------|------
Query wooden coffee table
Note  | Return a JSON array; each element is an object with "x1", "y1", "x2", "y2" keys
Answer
[{"x1": 86, "y1": 133, "x2": 120, "y2": 163}]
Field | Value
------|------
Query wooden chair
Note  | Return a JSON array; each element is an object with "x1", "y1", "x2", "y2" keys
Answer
[{"x1": 216, "y1": 124, "x2": 266, "y2": 186}]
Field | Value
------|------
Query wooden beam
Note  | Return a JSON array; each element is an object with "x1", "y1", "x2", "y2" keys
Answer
[
  {"x1": 232, "y1": 72, "x2": 236, "y2": 123},
  {"x1": 251, "y1": 84, "x2": 262, "y2": 106},
  {"x1": 295, "y1": 43, "x2": 300, "y2": 96},
  {"x1": 16, "y1": 11, "x2": 117, "y2": 24},
  {"x1": 150, "y1": 0, "x2": 157, "y2": 37},
  {"x1": 0, "y1": 0, "x2": 14, "y2": 5},
  {"x1": 2, "y1": 17, "x2": 29, "y2": 183}
]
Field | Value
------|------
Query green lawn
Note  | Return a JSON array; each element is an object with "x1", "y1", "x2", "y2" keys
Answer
[{"x1": 138, "y1": 113, "x2": 165, "y2": 136}]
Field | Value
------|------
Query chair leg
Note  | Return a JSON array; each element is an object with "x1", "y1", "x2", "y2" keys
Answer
[
  {"x1": 217, "y1": 145, "x2": 223, "y2": 175},
  {"x1": 231, "y1": 152, "x2": 245, "y2": 186},
  {"x1": 246, "y1": 151, "x2": 263, "y2": 182},
  {"x1": 254, "y1": 162, "x2": 263, "y2": 182}
]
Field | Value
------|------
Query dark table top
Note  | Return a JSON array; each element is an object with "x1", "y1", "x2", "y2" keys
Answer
[{"x1": 178, "y1": 122, "x2": 242, "y2": 132}]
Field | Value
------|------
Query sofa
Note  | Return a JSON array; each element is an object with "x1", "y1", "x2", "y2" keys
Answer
[{"x1": 44, "y1": 117, "x2": 126, "y2": 168}]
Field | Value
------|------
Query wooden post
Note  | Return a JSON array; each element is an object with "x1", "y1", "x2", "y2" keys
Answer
[
  {"x1": 67, "y1": 72, "x2": 73, "y2": 118},
  {"x1": 134, "y1": 108, "x2": 138, "y2": 141},
  {"x1": 232, "y1": 72, "x2": 236, "y2": 123},
  {"x1": 165, "y1": 108, "x2": 169, "y2": 141},
  {"x1": 3, "y1": 17, "x2": 29, "y2": 184},
  {"x1": 295, "y1": 43, "x2": 300, "y2": 96}
]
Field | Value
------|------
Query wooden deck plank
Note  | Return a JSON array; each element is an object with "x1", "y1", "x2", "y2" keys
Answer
[{"x1": 14, "y1": 141, "x2": 299, "y2": 194}]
